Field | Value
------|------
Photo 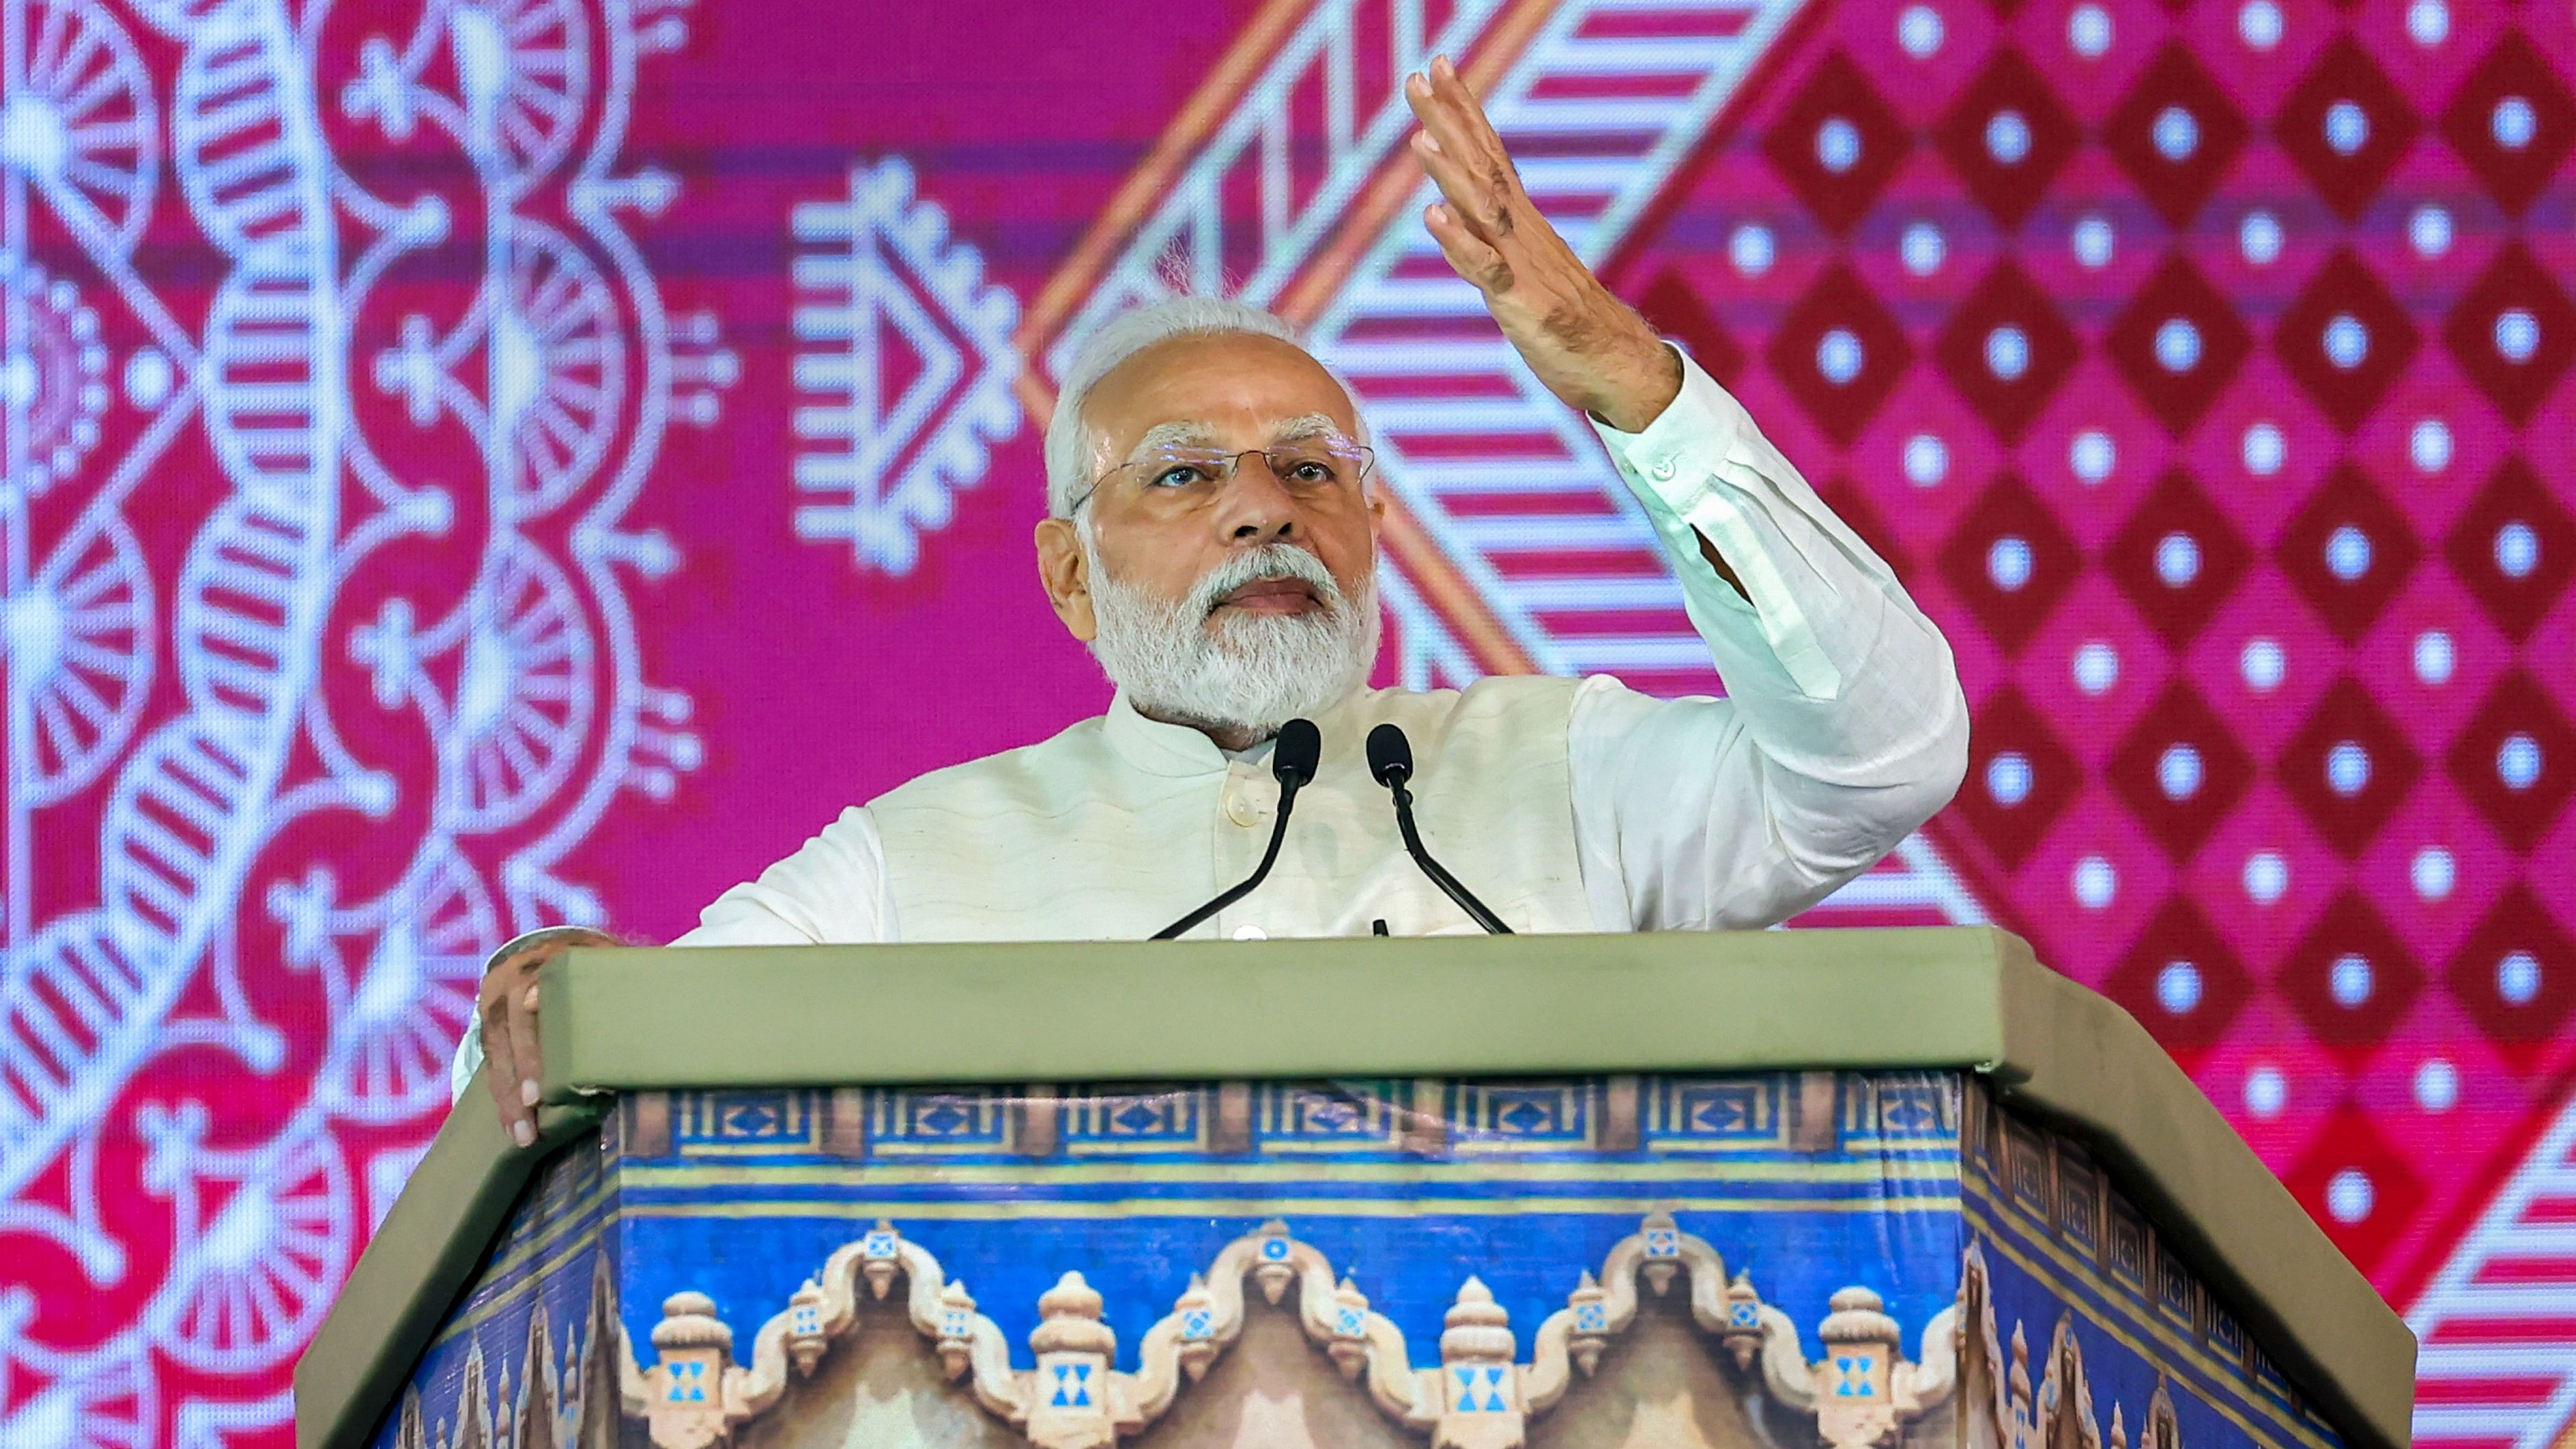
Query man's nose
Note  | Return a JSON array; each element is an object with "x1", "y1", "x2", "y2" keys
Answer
[{"x1": 1214, "y1": 453, "x2": 1300, "y2": 543}]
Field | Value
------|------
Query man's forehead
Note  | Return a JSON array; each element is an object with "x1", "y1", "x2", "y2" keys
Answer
[{"x1": 1089, "y1": 332, "x2": 1356, "y2": 440}]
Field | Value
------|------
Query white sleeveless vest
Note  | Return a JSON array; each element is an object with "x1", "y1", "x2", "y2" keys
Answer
[{"x1": 868, "y1": 676, "x2": 1596, "y2": 941}]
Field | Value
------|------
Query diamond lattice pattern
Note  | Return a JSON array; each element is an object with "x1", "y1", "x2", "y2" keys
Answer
[{"x1": 1609, "y1": 0, "x2": 2576, "y2": 1321}]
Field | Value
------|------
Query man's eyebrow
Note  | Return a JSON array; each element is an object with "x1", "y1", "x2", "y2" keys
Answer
[
  {"x1": 1270, "y1": 413, "x2": 1349, "y2": 444},
  {"x1": 1130, "y1": 420, "x2": 1220, "y2": 454}
]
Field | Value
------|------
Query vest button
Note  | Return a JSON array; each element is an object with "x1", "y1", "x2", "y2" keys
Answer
[
  {"x1": 1224, "y1": 790, "x2": 1259, "y2": 827},
  {"x1": 1231, "y1": 924, "x2": 1267, "y2": 941}
]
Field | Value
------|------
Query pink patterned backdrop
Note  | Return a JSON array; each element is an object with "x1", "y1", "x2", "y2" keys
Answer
[{"x1": 1, "y1": 0, "x2": 2571, "y2": 1444}]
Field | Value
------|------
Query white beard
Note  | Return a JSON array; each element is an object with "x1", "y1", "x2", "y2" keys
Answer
[{"x1": 1083, "y1": 537, "x2": 1381, "y2": 739}]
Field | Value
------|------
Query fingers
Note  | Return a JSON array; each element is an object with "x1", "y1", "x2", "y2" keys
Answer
[
  {"x1": 1425, "y1": 202, "x2": 1513, "y2": 293},
  {"x1": 477, "y1": 928, "x2": 616, "y2": 1147},
  {"x1": 1416, "y1": 59, "x2": 1516, "y2": 192},
  {"x1": 507, "y1": 978, "x2": 543, "y2": 1109},
  {"x1": 480, "y1": 980, "x2": 535, "y2": 1148},
  {"x1": 1430, "y1": 53, "x2": 1514, "y2": 176},
  {"x1": 1406, "y1": 57, "x2": 1526, "y2": 252},
  {"x1": 1408, "y1": 129, "x2": 1506, "y2": 247},
  {"x1": 1404, "y1": 55, "x2": 1504, "y2": 177},
  {"x1": 1403, "y1": 67, "x2": 1472, "y2": 173}
]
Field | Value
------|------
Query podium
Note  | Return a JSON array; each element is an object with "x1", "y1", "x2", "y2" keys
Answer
[{"x1": 296, "y1": 928, "x2": 2412, "y2": 1449}]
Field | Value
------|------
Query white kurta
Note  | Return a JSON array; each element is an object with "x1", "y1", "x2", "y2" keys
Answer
[{"x1": 450, "y1": 350, "x2": 1969, "y2": 1095}]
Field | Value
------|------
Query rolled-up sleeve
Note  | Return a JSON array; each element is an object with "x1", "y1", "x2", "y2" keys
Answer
[{"x1": 1569, "y1": 348, "x2": 1969, "y2": 931}]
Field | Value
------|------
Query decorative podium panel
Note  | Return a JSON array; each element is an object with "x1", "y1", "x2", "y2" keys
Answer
[
  {"x1": 293, "y1": 932, "x2": 2414, "y2": 1449},
  {"x1": 375, "y1": 1074, "x2": 2341, "y2": 1449}
]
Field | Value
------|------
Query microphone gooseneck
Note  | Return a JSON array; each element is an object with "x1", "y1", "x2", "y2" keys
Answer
[
  {"x1": 1364, "y1": 723, "x2": 1514, "y2": 935},
  {"x1": 1153, "y1": 718, "x2": 1323, "y2": 940}
]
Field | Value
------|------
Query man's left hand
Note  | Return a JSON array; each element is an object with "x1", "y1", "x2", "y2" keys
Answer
[{"x1": 1405, "y1": 54, "x2": 1681, "y2": 433}]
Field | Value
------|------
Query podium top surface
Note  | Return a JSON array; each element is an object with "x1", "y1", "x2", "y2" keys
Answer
[{"x1": 297, "y1": 927, "x2": 2415, "y2": 1449}]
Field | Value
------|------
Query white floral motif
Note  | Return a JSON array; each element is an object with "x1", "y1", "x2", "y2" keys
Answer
[
  {"x1": 0, "y1": 0, "x2": 726, "y2": 1441},
  {"x1": 790, "y1": 156, "x2": 1022, "y2": 575}
]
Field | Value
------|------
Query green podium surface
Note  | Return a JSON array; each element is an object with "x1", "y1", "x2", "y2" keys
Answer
[{"x1": 296, "y1": 928, "x2": 2414, "y2": 1449}]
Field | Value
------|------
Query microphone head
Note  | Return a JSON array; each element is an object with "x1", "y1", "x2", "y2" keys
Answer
[
  {"x1": 1366, "y1": 723, "x2": 1414, "y2": 788},
  {"x1": 1272, "y1": 718, "x2": 1321, "y2": 789}
]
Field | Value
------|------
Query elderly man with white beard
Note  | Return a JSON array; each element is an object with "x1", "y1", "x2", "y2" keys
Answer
[{"x1": 461, "y1": 56, "x2": 1970, "y2": 1147}]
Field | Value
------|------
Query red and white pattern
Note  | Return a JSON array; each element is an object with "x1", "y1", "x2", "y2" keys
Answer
[
  {"x1": 2410, "y1": 1093, "x2": 2576, "y2": 1449},
  {"x1": 1, "y1": 0, "x2": 721, "y2": 1442}
]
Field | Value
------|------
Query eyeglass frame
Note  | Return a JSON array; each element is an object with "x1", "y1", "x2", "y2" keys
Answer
[{"x1": 1067, "y1": 437, "x2": 1378, "y2": 517}]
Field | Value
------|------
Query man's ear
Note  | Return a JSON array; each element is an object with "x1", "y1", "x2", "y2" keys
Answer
[{"x1": 1034, "y1": 516, "x2": 1097, "y2": 643}]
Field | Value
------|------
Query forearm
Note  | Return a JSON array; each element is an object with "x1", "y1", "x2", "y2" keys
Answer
[
  {"x1": 1590, "y1": 348, "x2": 1967, "y2": 788},
  {"x1": 1573, "y1": 674, "x2": 1962, "y2": 933}
]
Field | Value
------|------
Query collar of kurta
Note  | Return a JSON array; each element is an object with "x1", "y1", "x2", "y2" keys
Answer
[{"x1": 1102, "y1": 689, "x2": 1295, "y2": 777}]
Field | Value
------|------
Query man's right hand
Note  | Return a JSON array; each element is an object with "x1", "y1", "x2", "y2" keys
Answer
[{"x1": 477, "y1": 927, "x2": 617, "y2": 1146}]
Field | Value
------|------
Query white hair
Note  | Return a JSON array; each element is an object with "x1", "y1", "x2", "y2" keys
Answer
[
  {"x1": 1043, "y1": 296, "x2": 1366, "y2": 519},
  {"x1": 1084, "y1": 539, "x2": 1380, "y2": 737}
]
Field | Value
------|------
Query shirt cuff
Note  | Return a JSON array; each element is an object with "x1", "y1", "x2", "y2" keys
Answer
[
  {"x1": 1593, "y1": 347, "x2": 1758, "y2": 488},
  {"x1": 1586, "y1": 349, "x2": 1845, "y2": 700}
]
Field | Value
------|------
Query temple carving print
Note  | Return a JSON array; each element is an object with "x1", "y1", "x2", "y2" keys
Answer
[
  {"x1": 397, "y1": 1218, "x2": 2182, "y2": 1449},
  {"x1": 373, "y1": 1074, "x2": 2339, "y2": 1449}
]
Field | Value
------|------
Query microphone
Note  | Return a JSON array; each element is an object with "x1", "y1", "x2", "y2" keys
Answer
[
  {"x1": 1365, "y1": 723, "x2": 1514, "y2": 934},
  {"x1": 1154, "y1": 718, "x2": 1323, "y2": 940}
]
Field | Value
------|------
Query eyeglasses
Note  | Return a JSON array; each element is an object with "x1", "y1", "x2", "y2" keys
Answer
[{"x1": 1072, "y1": 439, "x2": 1375, "y2": 515}]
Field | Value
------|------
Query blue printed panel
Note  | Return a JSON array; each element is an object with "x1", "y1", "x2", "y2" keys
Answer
[
  {"x1": 1651, "y1": 1076, "x2": 1786, "y2": 1147},
  {"x1": 676, "y1": 1091, "x2": 816, "y2": 1151},
  {"x1": 870, "y1": 1088, "x2": 1018, "y2": 1154},
  {"x1": 371, "y1": 1072, "x2": 2346, "y2": 1449},
  {"x1": 1256, "y1": 1080, "x2": 1412, "y2": 1151},
  {"x1": 1960, "y1": 1087, "x2": 2342, "y2": 1449},
  {"x1": 378, "y1": 1119, "x2": 629, "y2": 1449},
  {"x1": 1444, "y1": 1080, "x2": 1592, "y2": 1149},
  {"x1": 1059, "y1": 1086, "x2": 1203, "y2": 1152}
]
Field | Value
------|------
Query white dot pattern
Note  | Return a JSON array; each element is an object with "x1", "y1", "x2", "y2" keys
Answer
[
  {"x1": 2074, "y1": 214, "x2": 2116, "y2": 268},
  {"x1": 2416, "y1": 631, "x2": 2457, "y2": 685},
  {"x1": 1729, "y1": 224, "x2": 1775, "y2": 276},
  {"x1": 2074, "y1": 642, "x2": 2119, "y2": 695},
  {"x1": 2158, "y1": 961, "x2": 2203, "y2": 1014},
  {"x1": 2239, "y1": 0, "x2": 2283, "y2": 50},
  {"x1": 2243, "y1": 422, "x2": 2285, "y2": 475},
  {"x1": 1818, "y1": 329, "x2": 1863, "y2": 384},
  {"x1": 2240, "y1": 210, "x2": 2283, "y2": 265},
  {"x1": 2074, "y1": 855, "x2": 2117, "y2": 908},
  {"x1": 1899, "y1": 5, "x2": 1944, "y2": 57},
  {"x1": 2412, "y1": 846, "x2": 2455, "y2": 900},
  {"x1": 2071, "y1": 430, "x2": 2115, "y2": 483},
  {"x1": 2246, "y1": 1063, "x2": 2288, "y2": 1117},
  {"x1": 1989, "y1": 536, "x2": 2033, "y2": 590},
  {"x1": 2242, "y1": 637, "x2": 2285, "y2": 691},
  {"x1": 2416, "y1": 1059, "x2": 2460, "y2": 1112},
  {"x1": 1987, "y1": 111, "x2": 2032, "y2": 165},
  {"x1": 2070, "y1": 7, "x2": 2113, "y2": 58},
  {"x1": 2244, "y1": 852, "x2": 2289, "y2": 904},
  {"x1": 1818, "y1": 117, "x2": 1861, "y2": 173}
]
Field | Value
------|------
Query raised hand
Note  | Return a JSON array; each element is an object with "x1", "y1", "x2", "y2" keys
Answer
[
  {"x1": 1404, "y1": 54, "x2": 1681, "y2": 433},
  {"x1": 476, "y1": 926, "x2": 617, "y2": 1146}
]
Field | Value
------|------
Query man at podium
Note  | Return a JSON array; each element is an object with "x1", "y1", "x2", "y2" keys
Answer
[{"x1": 461, "y1": 57, "x2": 1968, "y2": 1147}]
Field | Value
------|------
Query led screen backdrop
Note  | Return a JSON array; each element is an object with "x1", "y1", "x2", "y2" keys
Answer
[{"x1": 1, "y1": 0, "x2": 2571, "y2": 1444}]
